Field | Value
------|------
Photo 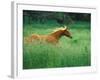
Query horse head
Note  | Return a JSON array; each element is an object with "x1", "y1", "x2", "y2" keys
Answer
[{"x1": 63, "y1": 26, "x2": 72, "y2": 39}]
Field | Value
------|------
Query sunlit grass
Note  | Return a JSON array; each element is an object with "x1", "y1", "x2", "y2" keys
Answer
[{"x1": 23, "y1": 21, "x2": 91, "y2": 69}]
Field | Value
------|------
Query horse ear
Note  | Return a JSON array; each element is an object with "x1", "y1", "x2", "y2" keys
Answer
[{"x1": 64, "y1": 25, "x2": 67, "y2": 29}]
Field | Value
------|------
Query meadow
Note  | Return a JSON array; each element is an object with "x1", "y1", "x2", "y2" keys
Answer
[{"x1": 23, "y1": 21, "x2": 91, "y2": 69}]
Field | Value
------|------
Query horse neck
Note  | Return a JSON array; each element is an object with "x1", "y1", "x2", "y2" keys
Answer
[{"x1": 49, "y1": 30, "x2": 64, "y2": 39}]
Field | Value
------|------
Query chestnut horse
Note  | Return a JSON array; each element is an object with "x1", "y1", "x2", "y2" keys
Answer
[{"x1": 24, "y1": 26, "x2": 72, "y2": 44}]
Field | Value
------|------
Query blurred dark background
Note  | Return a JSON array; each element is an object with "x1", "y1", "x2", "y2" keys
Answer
[{"x1": 23, "y1": 10, "x2": 91, "y2": 29}]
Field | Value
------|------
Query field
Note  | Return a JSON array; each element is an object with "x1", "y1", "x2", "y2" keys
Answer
[{"x1": 23, "y1": 21, "x2": 91, "y2": 69}]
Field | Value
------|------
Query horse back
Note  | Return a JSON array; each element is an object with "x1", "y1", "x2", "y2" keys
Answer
[{"x1": 24, "y1": 34, "x2": 58, "y2": 44}]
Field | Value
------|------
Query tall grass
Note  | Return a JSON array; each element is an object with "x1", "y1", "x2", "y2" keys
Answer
[{"x1": 23, "y1": 21, "x2": 91, "y2": 69}]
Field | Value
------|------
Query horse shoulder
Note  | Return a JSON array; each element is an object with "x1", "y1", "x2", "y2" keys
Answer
[{"x1": 46, "y1": 35, "x2": 58, "y2": 44}]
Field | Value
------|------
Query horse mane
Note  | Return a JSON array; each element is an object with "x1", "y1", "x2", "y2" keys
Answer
[{"x1": 52, "y1": 27, "x2": 66, "y2": 33}]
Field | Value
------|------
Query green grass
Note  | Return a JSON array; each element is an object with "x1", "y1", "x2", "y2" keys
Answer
[{"x1": 23, "y1": 21, "x2": 91, "y2": 69}]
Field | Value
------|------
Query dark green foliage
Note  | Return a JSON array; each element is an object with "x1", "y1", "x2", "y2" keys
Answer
[{"x1": 23, "y1": 10, "x2": 91, "y2": 26}]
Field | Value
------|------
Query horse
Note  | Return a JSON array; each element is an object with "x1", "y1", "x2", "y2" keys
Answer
[{"x1": 24, "y1": 26, "x2": 72, "y2": 44}]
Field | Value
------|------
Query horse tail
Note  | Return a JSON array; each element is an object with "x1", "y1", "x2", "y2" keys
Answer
[
  {"x1": 24, "y1": 37, "x2": 32, "y2": 44},
  {"x1": 24, "y1": 34, "x2": 40, "y2": 44}
]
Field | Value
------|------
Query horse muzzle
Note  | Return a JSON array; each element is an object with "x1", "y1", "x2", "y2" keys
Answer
[{"x1": 69, "y1": 36, "x2": 72, "y2": 39}]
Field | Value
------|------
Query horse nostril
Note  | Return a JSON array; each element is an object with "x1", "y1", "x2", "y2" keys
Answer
[{"x1": 70, "y1": 36, "x2": 72, "y2": 39}]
